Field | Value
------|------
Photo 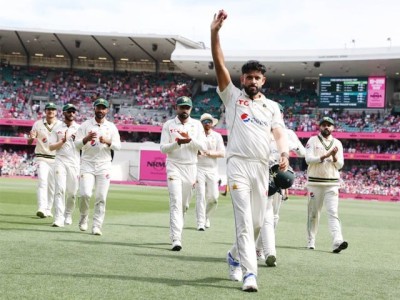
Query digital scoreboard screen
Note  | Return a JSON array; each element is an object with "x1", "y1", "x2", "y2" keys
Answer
[{"x1": 319, "y1": 77, "x2": 386, "y2": 108}]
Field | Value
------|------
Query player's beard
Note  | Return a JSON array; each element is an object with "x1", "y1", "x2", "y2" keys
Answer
[
  {"x1": 243, "y1": 84, "x2": 260, "y2": 99},
  {"x1": 178, "y1": 112, "x2": 189, "y2": 120},
  {"x1": 320, "y1": 128, "x2": 331, "y2": 137},
  {"x1": 95, "y1": 111, "x2": 105, "y2": 120},
  {"x1": 65, "y1": 114, "x2": 75, "y2": 122}
]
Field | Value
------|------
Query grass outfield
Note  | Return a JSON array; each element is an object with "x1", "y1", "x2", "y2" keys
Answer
[{"x1": 0, "y1": 177, "x2": 399, "y2": 300}]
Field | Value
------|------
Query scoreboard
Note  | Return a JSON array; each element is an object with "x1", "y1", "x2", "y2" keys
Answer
[{"x1": 319, "y1": 77, "x2": 386, "y2": 108}]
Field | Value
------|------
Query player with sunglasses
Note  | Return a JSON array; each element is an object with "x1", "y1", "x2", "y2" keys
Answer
[
  {"x1": 49, "y1": 103, "x2": 80, "y2": 227},
  {"x1": 195, "y1": 113, "x2": 225, "y2": 231}
]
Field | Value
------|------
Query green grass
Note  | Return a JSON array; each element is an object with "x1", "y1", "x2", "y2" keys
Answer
[{"x1": 0, "y1": 177, "x2": 399, "y2": 300}]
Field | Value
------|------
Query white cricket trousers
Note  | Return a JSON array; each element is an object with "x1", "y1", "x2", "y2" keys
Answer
[
  {"x1": 53, "y1": 161, "x2": 79, "y2": 224},
  {"x1": 36, "y1": 159, "x2": 55, "y2": 215},
  {"x1": 79, "y1": 170, "x2": 111, "y2": 229},
  {"x1": 195, "y1": 165, "x2": 219, "y2": 227},
  {"x1": 227, "y1": 156, "x2": 269, "y2": 278},
  {"x1": 307, "y1": 185, "x2": 344, "y2": 248},
  {"x1": 166, "y1": 161, "x2": 196, "y2": 243},
  {"x1": 256, "y1": 191, "x2": 282, "y2": 253}
]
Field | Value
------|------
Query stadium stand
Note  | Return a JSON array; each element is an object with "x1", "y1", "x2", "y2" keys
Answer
[{"x1": 1, "y1": 63, "x2": 399, "y2": 198}]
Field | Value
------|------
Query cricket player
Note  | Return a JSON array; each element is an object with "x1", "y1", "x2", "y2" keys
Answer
[
  {"x1": 195, "y1": 113, "x2": 225, "y2": 231},
  {"x1": 211, "y1": 10, "x2": 290, "y2": 292},
  {"x1": 74, "y1": 98, "x2": 121, "y2": 236},
  {"x1": 160, "y1": 96, "x2": 206, "y2": 251},
  {"x1": 256, "y1": 103, "x2": 306, "y2": 266},
  {"x1": 305, "y1": 116, "x2": 348, "y2": 253},
  {"x1": 49, "y1": 103, "x2": 80, "y2": 227},
  {"x1": 28, "y1": 102, "x2": 61, "y2": 218}
]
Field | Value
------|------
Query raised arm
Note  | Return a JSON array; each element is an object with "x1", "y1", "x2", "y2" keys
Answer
[{"x1": 210, "y1": 10, "x2": 231, "y2": 92}]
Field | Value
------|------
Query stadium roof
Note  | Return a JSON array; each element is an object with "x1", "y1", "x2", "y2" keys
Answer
[
  {"x1": 0, "y1": 27, "x2": 204, "y2": 66},
  {"x1": 172, "y1": 47, "x2": 400, "y2": 83},
  {"x1": 1, "y1": 28, "x2": 399, "y2": 83}
]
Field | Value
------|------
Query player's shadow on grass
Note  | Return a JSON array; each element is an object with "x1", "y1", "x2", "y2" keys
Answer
[
  {"x1": 0, "y1": 226, "x2": 87, "y2": 235},
  {"x1": 0, "y1": 213, "x2": 36, "y2": 218},
  {"x1": 60, "y1": 239, "x2": 225, "y2": 262},
  {"x1": 277, "y1": 244, "x2": 334, "y2": 254},
  {"x1": 108, "y1": 223, "x2": 169, "y2": 229},
  {"x1": 6, "y1": 271, "x2": 234, "y2": 290},
  {"x1": 0, "y1": 219, "x2": 56, "y2": 226}
]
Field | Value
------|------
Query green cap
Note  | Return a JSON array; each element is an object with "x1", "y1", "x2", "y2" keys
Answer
[
  {"x1": 319, "y1": 116, "x2": 335, "y2": 126},
  {"x1": 62, "y1": 103, "x2": 77, "y2": 112},
  {"x1": 93, "y1": 98, "x2": 109, "y2": 108},
  {"x1": 44, "y1": 102, "x2": 57, "y2": 110},
  {"x1": 176, "y1": 96, "x2": 192, "y2": 107}
]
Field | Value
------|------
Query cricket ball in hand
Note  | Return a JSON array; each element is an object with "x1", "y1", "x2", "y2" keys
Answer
[{"x1": 218, "y1": 9, "x2": 228, "y2": 20}]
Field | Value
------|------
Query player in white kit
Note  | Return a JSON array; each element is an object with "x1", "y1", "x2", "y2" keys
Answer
[
  {"x1": 211, "y1": 10, "x2": 290, "y2": 292},
  {"x1": 305, "y1": 116, "x2": 348, "y2": 253},
  {"x1": 49, "y1": 103, "x2": 80, "y2": 227},
  {"x1": 195, "y1": 113, "x2": 225, "y2": 231},
  {"x1": 28, "y1": 102, "x2": 61, "y2": 218},
  {"x1": 160, "y1": 96, "x2": 206, "y2": 251},
  {"x1": 256, "y1": 103, "x2": 306, "y2": 266},
  {"x1": 74, "y1": 98, "x2": 121, "y2": 236}
]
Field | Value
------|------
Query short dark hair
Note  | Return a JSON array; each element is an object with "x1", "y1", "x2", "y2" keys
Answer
[{"x1": 241, "y1": 60, "x2": 267, "y2": 75}]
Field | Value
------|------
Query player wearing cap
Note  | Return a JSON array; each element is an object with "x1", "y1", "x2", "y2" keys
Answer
[
  {"x1": 28, "y1": 102, "x2": 62, "y2": 218},
  {"x1": 305, "y1": 116, "x2": 348, "y2": 253},
  {"x1": 49, "y1": 103, "x2": 80, "y2": 227},
  {"x1": 195, "y1": 113, "x2": 225, "y2": 231},
  {"x1": 160, "y1": 96, "x2": 206, "y2": 251},
  {"x1": 74, "y1": 98, "x2": 121, "y2": 236},
  {"x1": 211, "y1": 10, "x2": 289, "y2": 292},
  {"x1": 256, "y1": 103, "x2": 306, "y2": 265}
]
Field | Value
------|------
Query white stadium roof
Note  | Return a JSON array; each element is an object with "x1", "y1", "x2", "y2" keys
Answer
[{"x1": 0, "y1": 28, "x2": 399, "y2": 84}]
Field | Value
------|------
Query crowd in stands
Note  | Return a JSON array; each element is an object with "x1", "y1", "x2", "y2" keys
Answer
[
  {"x1": 1, "y1": 65, "x2": 400, "y2": 196},
  {"x1": 285, "y1": 166, "x2": 400, "y2": 197},
  {"x1": 2, "y1": 65, "x2": 399, "y2": 132},
  {"x1": 0, "y1": 147, "x2": 36, "y2": 177}
]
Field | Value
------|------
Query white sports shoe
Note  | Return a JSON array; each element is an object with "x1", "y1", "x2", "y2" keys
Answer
[
  {"x1": 79, "y1": 215, "x2": 88, "y2": 231},
  {"x1": 51, "y1": 222, "x2": 64, "y2": 228},
  {"x1": 265, "y1": 255, "x2": 277, "y2": 267},
  {"x1": 242, "y1": 273, "x2": 258, "y2": 292},
  {"x1": 256, "y1": 249, "x2": 265, "y2": 261},
  {"x1": 307, "y1": 238, "x2": 315, "y2": 250},
  {"x1": 205, "y1": 218, "x2": 210, "y2": 228},
  {"x1": 333, "y1": 241, "x2": 348, "y2": 253},
  {"x1": 172, "y1": 240, "x2": 182, "y2": 251},
  {"x1": 92, "y1": 227, "x2": 102, "y2": 236},
  {"x1": 64, "y1": 214, "x2": 72, "y2": 225},
  {"x1": 197, "y1": 225, "x2": 205, "y2": 231},
  {"x1": 227, "y1": 251, "x2": 242, "y2": 281}
]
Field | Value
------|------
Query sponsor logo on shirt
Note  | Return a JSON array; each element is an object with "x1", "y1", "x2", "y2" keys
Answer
[{"x1": 240, "y1": 113, "x2": 269, "y2": 126}]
